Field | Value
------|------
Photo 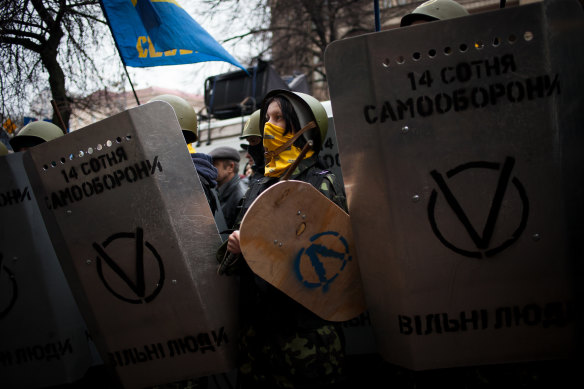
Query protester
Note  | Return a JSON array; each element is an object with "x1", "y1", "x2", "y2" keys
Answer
[
  {"x1": 9, "y1": 120, "x2": 64, "y2": 152},
  {"x1": 239, "y1": 109, "x2": 265, "y2": 182},
  {"x1": 208, "y1": 146, "x2": 247, "y2": 229},
  {"x1": 221, "y1": 90, "x2": 347, "y2": 389}
]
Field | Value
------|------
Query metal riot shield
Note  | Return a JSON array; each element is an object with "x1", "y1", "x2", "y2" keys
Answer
[
  {"x1": 320, "y1": 103, "x2": 346, "y2": 191},
  {"x1": 325, "y1": 0, "x2": 583, "y2": 370},
  {"x1": 23, "y1": 101, "x2": 239, "y2": 388},
  {"x1": 0, "y1": 153, "x2": 95, "y2": 388}
]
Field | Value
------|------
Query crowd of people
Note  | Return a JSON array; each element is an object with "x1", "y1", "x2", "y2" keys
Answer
[{"x1": 3, "y1": 1, "x2": 577, "y2": 388}]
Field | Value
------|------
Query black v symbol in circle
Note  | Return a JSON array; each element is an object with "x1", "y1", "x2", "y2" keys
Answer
[{"x1": 430, "y1": 157, "x2": 516, "y2": 250}]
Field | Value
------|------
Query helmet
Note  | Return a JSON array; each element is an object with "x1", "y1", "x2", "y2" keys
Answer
[
  {"x1": 0, "y1": 142, "x2": 8, "y2": 156},
  {"x1": 260, "y1": 89, "x2": 328, "y2": 152},
  {"x1": 9, "y1": 121, "x2": 64, "y2": 151},
  {"x1": 400, "y1": 0, "x2": 469, "y2": 27},
  {"x1": 240, "y1": 109, "x2": 261, "y2": 139},
  {"x1": 148, "y1": 94, "x2": 198, "y2": 143}
]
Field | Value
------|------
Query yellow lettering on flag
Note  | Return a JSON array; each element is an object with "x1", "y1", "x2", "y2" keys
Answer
[
  {"x1": 136, "y1": 36, "x2": 192, "y2": 57},
  {"x1": 147, "y1": 37, "x2": 163, "y2": 57},
  {"x1": 137, "y1": 36, "x2": 148, "y2": 58}
]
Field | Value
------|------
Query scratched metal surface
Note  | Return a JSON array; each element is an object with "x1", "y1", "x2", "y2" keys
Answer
[
  {"x1": 0, "y1": 153, "x2": 95, "y2": 387},
  {"x1": 325, "y1": 0, "x2": 582, "y2": 370},
  {"x1": 23, "y1": 102, "x2": 239, "y2": 388}
]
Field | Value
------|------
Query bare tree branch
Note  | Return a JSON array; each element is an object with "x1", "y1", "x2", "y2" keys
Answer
[{"x1": 0, "y1": 0, "x2": 123, "y2": 130}]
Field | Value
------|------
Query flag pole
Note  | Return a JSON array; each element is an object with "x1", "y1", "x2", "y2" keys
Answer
[{"x1": 123, "y1": 64, "x2": 141, "y2": 106}]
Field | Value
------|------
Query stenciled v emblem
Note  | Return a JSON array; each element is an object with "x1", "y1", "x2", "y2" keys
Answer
[
  {"x1": 294, "y1": 231, "x2": 352, "y2": 293},
  {"x1": 92, "y1": 227, "x2": 165, "y2": 304},
  {"x1": 428, "y1": 157, "x2": 529, "y2": 258}
]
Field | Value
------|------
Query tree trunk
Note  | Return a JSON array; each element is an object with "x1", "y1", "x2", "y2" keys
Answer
[
  {"x1": 41, "y1": 51, "x2": 70, "y2": 133},
  {"x1": 38, "y1": 9, "x2": 69, "y2": 134}
]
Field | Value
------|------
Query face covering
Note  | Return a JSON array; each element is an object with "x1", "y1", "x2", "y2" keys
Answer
[
  {"x1": 247, "y1": 142, "x2": 264, "y2": 168},
  {"x1": 263, "y1": 122, "x2": 313, "y2": 177}
]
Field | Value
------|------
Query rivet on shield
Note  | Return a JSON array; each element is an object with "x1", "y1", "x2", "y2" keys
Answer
[
  {"x1": 172, "y1": 279, "x2": 177, "y2": 285},
  {"x1": 302, "y1": 214, "x2": 306, "y2": 219},
  {"x1": 401, "y1": 126, "x2": 409, "y2": 133},
  {"x1": 274, "y1": 239, "x2": 278, "y2": 245},
  {"x1": 412, "y1": 194, "x2": 421, "y2": 203},
  {"x1": 297, "y1": 211, "x2": 301, "y2": 215},
  {"x1": 12, "y1": 256, "x2": 18, "y2": 261},
  {"x1": 66, "y1": 209, "x2": 72, "y2": 215},
  {"x1": 86, "y1": 259, "x2": 92, "y2": 265},
  {"x1": 278, "y1": 242, "x2": 283, "y2": 247},
  {"x1": 532, "y1": 233, "x2": 541, "y2": 242}
]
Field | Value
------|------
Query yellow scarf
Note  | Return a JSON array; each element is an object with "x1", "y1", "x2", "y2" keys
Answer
[{"x1": 263, "y1": 122, "x2": 314, "y2": 177}]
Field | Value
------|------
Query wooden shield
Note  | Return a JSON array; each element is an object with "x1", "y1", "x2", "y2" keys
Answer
[{"x1": 239, "y1": 180, "x2": 366, "y2": 322}]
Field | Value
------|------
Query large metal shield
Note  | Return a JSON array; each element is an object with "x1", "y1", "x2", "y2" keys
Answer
[
  {"x1": 320, "y1": 103, "x2": 346, "y2": 191},
  {"x1": 0, "y1": 153, "x2": 96, "y2": 388},
  {"x1": 325, "y1": 1, "x2": 582, "y2": 370},
  {"x1": 23, "y1": 101, "x2": 239, "y2": 388}
]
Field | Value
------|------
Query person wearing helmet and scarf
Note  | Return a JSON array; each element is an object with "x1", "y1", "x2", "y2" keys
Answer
[
  {"x1": 222, "y1": 90, "x2": 347, "y2": 389},
  {"x1": 240, "y1": 109, "x2": 265, "y2": 185}
]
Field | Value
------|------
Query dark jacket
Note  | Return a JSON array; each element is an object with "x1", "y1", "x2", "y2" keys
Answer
[
  {"x1": 232, "y1": 155, "x2": 348, "y2": 388},
  {"x1": 217, "y1": 173, "x2": 247, "y2": 229}
]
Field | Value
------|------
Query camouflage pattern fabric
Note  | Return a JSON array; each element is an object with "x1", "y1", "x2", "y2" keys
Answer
[{"x1": 238, "y1": 324, "x2": 345, "y2": 389}]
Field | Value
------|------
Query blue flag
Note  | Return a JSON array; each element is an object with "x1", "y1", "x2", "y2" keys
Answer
[{"x1": 100, "y1": 0, "x2": 246, "y2": 70}]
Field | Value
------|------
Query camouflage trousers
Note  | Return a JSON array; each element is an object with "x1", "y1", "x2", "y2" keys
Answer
[{"x1": 238, "y1": 323, "x2": 345, "y2": 389}]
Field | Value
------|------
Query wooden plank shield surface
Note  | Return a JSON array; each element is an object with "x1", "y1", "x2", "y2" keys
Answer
[{"x1": 239, "y1": 180, "x2": 366, "y2": 322}]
